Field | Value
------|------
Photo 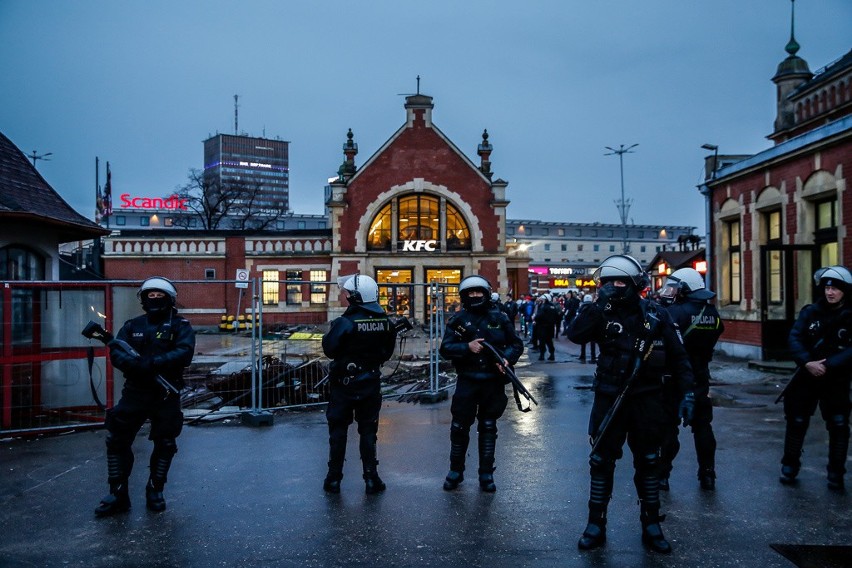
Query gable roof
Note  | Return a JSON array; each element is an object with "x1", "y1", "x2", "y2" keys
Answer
[
  {"x1": 347, "y1": 98, "x2": 493, "y2": 186},
  {"x1": 646, "y1": 248, "x2": 705, "y2": 272},
  {"x1": 0, "y1": 131, "x2": 108, "y2": 241}
]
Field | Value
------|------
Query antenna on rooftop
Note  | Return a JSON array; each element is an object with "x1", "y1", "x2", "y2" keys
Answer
[{"x1": 234, "y1": 94, "x2": 239, "y2": 135}]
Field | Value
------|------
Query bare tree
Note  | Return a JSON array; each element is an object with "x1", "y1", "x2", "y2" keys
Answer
[{"x1": 172, "y1": 169, "x2": 286, "y2": 230}]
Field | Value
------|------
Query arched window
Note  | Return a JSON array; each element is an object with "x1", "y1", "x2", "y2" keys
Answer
[
  {"x1": 367, "y1": 193, "x2": 472, "y2": 251},
  {"x1": 446, "y1": 203, "x2": 470, "y2": 250},
  {"x1": 0, "y1": 245, "x2": 45, "y2": 280},
  {"x1": 367, "y1": 204, "x2": 392, "y2": 250}
]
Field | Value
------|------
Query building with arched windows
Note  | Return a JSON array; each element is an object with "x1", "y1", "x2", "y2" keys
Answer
[
  {"x1": 102, "y1": 93, "x2": 528, "y2": 325},
  {"x1": 700, "y1": 34, "x2": 852, "y2": 359}
]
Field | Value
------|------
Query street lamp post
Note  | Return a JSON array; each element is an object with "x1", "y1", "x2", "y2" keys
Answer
[
  {"x1": 604, "y1": 143, "x2": 638, "y2": 254},
  {"x1": 699, "y1": 143, "x2": 719, "y2": 292},
  {"x1": 701, "y1": 143, "x2": 719, "y2": 180}
]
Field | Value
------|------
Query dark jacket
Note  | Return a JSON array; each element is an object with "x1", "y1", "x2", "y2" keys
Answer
[
  {"x1": 788, "y1": 299, "x2": 852, "y2": 377},
  {"x1": 665, "y1": 298, "x2": 723, "y2": 394},
  {"x1": 440, "y1": 306, "x2": 524, "y2": 381},
  {"x1": 322, "y1": 304, "x2": 397, "y2": 380},
  {"x1": 568, "y1": 297, "x2": 694, "y2": 397},
  {"x1": 110, "y1": 311, "x2": 196, "y2": 391}
]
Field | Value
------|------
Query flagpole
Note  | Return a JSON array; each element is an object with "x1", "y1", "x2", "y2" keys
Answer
[
  {"x1": 105, "y1": 161, "x2": 111, "y2": 229},
  {"x1": 95, "y1": 156, "x2": 100, "y2": 222}
]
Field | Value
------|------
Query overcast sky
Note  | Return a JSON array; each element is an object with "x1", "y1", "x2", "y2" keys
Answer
[{"x1": 1, "y1": 1, "x2": 850, "y2": 233}]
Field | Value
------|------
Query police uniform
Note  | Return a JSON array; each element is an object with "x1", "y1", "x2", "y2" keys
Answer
[
  {"x1": 95, "y1": 277, "x2": 195, "y2": 517},
  {"x1": 567, "y1": 255, "x2": 694, "y2": 554},
  {"x1": 322, "y1": 298, "x2": 397, "y2": 494},
  {"x1": 783, "y1": 271, "x2": 852, "y2": 490},
  {"x1": 661, "y1": 295, "x2": 724, "y2": 489},
  {"x1": 439, "y1": 276, "x2": 524, "y2": 492}
]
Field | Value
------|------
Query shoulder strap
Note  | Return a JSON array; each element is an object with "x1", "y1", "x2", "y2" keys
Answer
[{"x1": 682, "y1": 304, "x2": 708, "y2": 338}]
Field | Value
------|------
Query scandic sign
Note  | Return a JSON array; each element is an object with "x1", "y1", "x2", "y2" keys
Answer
[{"x1": 120, "y1": 193, "x2": 189, "y2": 210}]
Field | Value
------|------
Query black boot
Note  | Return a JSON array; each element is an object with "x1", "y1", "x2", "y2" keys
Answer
[
  {"x1": 698, "y1": 468, "x2": 716, "y2": 491},
  {"x1": 827, "y1": 419, "x2": 849, "y2": 492},
  {"x1": 94, "y1": 482, "x2": 130, "y2": 517},
  {"x1": 641, "y1": 512, "x2": 672, "y2": 554},
  {"x1": 95, "y1": 451, "x2": 132, "y2": 517},
  {"x1": 780, "y1": 464, "x2": 800, "y2": 485},
  {"x1": 145, "y1": 479, "x2": 166, "y2": 512},
  {"x1": 444, "y1": 422, "x2": 469, "y2": 490},
  {"x1": 444, "y1": 471, "x2": 464, "y2": 491},
  {"x1": 359, "y1": 423, "x2": 385, "y2": 494},
  {"x1": 323, "y1": 460, "x2": 343, "y2": 494},
  {"x1": 579, "y1": 457, "x2": 613, "y2": 550},
  {"x1": 636, "y1": 456, "x2": 671, "y2": 554},
  {"x1": 147, "y1": 439, "x2": 176, "y2": 512},
  {"x1": 780, "y1": 417, "x2": 808, "y2": 484},
  {"x1": 578, "y1": 509, "x2": 607, "y2": 550},
  {"x1": 478, "y1": 420, "x2": 498, "y2": 492},
  {"x1": 363, "y1": 469, "x2": 386, "y2": 494}
]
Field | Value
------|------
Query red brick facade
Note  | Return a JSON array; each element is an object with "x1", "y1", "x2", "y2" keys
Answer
[
  {"x1": 103, "y1": 94, "x2": 527, "y2": 326},
  {"x1": 704, "y1": 47, "x2": 852, "y2": 359}
]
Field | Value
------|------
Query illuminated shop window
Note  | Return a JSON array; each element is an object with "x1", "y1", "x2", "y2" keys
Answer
[
  {"x1": 310, "y1": 270, "x2": 328, "y2": 304},
  {"x1": 764, "y1": 210, "x2": 782, "y2": 304},
  {"x1": 262, "y1": 270, "x2": 279, "y2": 305},
  {"x1": 815, "y1": 198, "x2": 838, "y2": 266},
  {"x1": 726, "y1": 220, "x2": 742, "y2": 304},
  {"x1": 367, "y1": 194, "x2": 471, "y2": 251}
]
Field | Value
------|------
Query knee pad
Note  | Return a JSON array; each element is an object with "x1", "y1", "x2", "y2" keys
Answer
[
  {"x1": 478, "y1": 419, "x2": 498, "y2": 435},
  {"x1": 788, "y1": 415, "x2": 809, "y2": 427},
  {"x1": 827, "y1": 414, "x2": 849, "y2": 431},
  {"x1": 357, "y1": 420, "x2": 379, "y2": 437},
  {"x1": 589, "y1": 453, "x2": 615, "y2": 475},
  {"x1": 638, "y1": 452, "x2": 659, "y2": 471},
  {"x1": 450, "y1": 421, "x2": 470, "y2": 436},
  {"x1": 105, "y1": 430, "x2": 134, "y2": 452},
  {"x1": 153, "y1": 437, "x2": 178, "y2": 458}
]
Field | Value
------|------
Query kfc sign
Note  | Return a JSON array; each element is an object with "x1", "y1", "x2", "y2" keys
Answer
[
  {"x1": 401, "y1": 240, "x2": 438, "y2": 252},
  {"x1": 120, "y1": 193, "x2": 189, "y2": 210}
]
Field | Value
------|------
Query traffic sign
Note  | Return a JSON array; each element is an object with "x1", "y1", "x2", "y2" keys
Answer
[{"x1": 235, "y1": 269, "x2": 249, "y2": 289}]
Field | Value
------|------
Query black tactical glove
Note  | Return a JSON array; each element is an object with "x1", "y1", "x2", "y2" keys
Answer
[
  {"x1": 135, "y1": 356, "x2": 154, "y2": 374},
  {"x1": 679, "y1": 392, "x2": 695, "y2": 427},
  {"x1": 596, "y1": 282, "x2": 619, "y2": 304}
]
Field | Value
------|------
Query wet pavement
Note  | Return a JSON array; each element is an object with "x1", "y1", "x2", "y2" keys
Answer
[{"x1": 1, "y1": 337, "x2": 850, "y2": 567}]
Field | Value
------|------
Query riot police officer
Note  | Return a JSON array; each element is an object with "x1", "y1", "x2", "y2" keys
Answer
[
  {"x1": 439, "y1": 275, "x2": 524, "y2": 492},
  {"x1": 781, "y1": 265, "x2": 852, "y2": 491},
  {"x1": 659, "y1": 268, "x2": 724, "y2": 491},
  {"x1": 94, "y1": 277, "x2": 195, "y2": 516},
  {"x1": 322, "y1": 274, "x2": 398, "y2": 494},
  {"x1": 567, "y1": 255, "x2": 694, "y2": 554}
]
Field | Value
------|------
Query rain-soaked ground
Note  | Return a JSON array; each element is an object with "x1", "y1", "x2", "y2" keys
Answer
[{"x1": 1, "y1": 337, "x2": 849, "y2": 567}]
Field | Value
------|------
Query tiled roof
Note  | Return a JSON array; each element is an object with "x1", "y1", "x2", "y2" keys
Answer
[{"x1": 0, "y1": 131, "x2": 107, "y2": 239}]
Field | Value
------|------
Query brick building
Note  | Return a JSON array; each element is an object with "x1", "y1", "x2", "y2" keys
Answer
[
  {"x1": 103, "y1": 93, "x2": 526, "y2": 325},
  {"x1": 700, "y1": 31, "x2": 852, "y2": 359}
]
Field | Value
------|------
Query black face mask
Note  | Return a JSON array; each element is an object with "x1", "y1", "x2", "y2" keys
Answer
[
  {"x1": 599, "y1": 281, "x2": 638, "y2": 306},
  {"x1": 142, "y1": 295, "x2": 172, "y2": 316}
]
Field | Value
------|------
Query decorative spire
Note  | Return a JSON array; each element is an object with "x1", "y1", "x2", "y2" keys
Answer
[
  {"x1": 785, "y1": 0, "x2": 800, "y2": 56},
  {"x1": 477, "y1": 129, "x2": 493, "y2": 179},
  {"x1": 338, "y1": 128, "x2": 358, "y2": 182}
]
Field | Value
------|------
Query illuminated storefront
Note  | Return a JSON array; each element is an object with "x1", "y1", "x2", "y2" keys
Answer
[{"x1": 104, "y1": 92, "x2": 527, "y2": 325}]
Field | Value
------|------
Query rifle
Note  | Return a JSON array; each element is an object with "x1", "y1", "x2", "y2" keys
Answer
[
  {"x1": 589, "y1": 308, "x2": 660, "y2": 457},
  {"x1": 775, "y1": 367, "x2": 804, "y2": 404},
  {"x1": 81, "y1": 320, "x2": 180, "y2": 396},
  {"x1": 449, "y1": 321, "x2": 538, "y2": 412}
]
